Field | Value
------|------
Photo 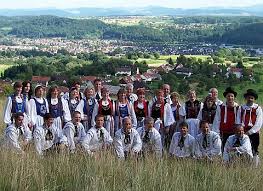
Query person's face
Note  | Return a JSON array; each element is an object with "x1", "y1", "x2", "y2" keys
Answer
[
  {"x1": 70, "y1": 89, "x2": 78, "y2": 98},
  {"x1": 163, "y1": 85, "x2": 170, "y2": 96},
  {"x1": 102, "y1": 91, "x2": 110, "y2": 99},
  {"x1": 201, "y1": 122, "x2": 210, "y2": 135},
  {"x1": 206, "y1": 99, "x2": 214, "y2": 108},
  {"x1": 145, "y1": 121, "x2": 154, "y2": 130},
  {"x1": 96, "y1": 117, "x2": 104, "y2": 128},
  {"x1": 235, "y1": 126, "x2": 244, "y2": 138},
  {"x1": 74, "y1": 84, "x2": 81, "y2": 92},
  {"x1": 126, "y1": 87, "x2": 132, "y2": 95},
  {"x1": 123, "y1": 119, "x2": 132, "y2": 133},
  {"x1": 210, "y1": 89, "x2": 218, "y2": 99},
  {"x1": 36, "y1": 88, "x2": 44, "y2": 98},
  {"x1": 73, "y1": 113, "x2": 81, "y2": 123},
  {"x1": 138, "y1": 94, "x2": 145, "y2": 102},
  {"x1": 188, "y1": 91, "x2": 196, "y2": 102},
  {"x1": 119, "y1": 92, "x2": 126, "y2": 100},
  {"x1": 226, "y1": 93, "x2": 235, "y2": 104},
  {"x1": 15, "y1": 116, "x2": 24, "y2": 127},
  {"x1": 85, "y1": 88, "x2": 94, "y2": 98},
  {"x1": 51, "y1": 88, "x2": 59, "y2": 98},
  {"x1": 46, "y1": 118, "x2": 54, "y2": 128},
  {"x1": 172, "y1": 96, "x2": 179, "y2": 105},
  {"x1": 157, "y1": 92, "x2": 164, "y2": 102},
  {"x1": 95, "y1": 81, "x2": 102, "y2": 91},
  {"x1": 246, "y1": 95, "x2": 255, "y2": 106},
  {"x1": 180, "y1": 126, "x2": 188, "y2": 136},
  {"x1": 15, "y1": 86, "x2": 23, "y2": 95},
  {"x1": 24, "y1": 83, "x2": 31, "y2": 93}
]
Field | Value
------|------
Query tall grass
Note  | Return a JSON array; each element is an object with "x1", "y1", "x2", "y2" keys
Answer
[{"x1": 0, "y1": 98, "x2": 263, "y2": 190}]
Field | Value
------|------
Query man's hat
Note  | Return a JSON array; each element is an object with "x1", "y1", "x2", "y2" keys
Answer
[
  {"x1": 244, "y1": 89, "x2": 258, "y2": 100},
  {"x1": 223, "y1": 87, "x2": 237, "y2": 97}
]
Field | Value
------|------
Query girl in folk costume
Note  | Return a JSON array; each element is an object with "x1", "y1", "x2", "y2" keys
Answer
[
  {"x1": 114, "y1": 88, "x2": 137, "y2": 130},
  {"x1": 179, "y1": 90, "x2": 203, "y2": 138},
  {"x1": 92, "y1": 87, "x2": 115, "y2": 136},
  {"x1": 68, "y1": 87, "x2": 81, "y2": 117},
  {"x1": 212, "y1": 87, "x2": 241, "y2": 149},
  {"x1": 46, "y1": 86, "x2": 71, "y2": 131},
  {"x1": 4, "y1": 82, "x2": 31, "y2": 128},
  {"x1": 170, "y1": 92, "x2": 182, "y2": 134},
  {"x1": 34, "y1": 113, "x2": 67, "y2": 155},
  {"x1": 240, "y1": 89, "x2": 263, "y2": 166},
  {"x1": 29, "y1": 85, "x2": 49, "y2": 128},
  {"x1": 63, "y1": 80, "x2": 84, "y2": 101},
  {"x1": 22, "y1": 80, "x2": 33, "y2": 101},
  {"x1": 63, "y1": 111, "x2": 87, "y2": 153},
  {"x1": 134, "y1": 88, "x2": 149, "y2": 129},
  {"x1": 197, "y1": 95, "x2": 217, "y2": 129},
  {"x1": 76, "y1": 84, "x2": 98, "y2": 131}
]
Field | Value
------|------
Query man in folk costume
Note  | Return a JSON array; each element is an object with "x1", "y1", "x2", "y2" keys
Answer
[
  {"x1": 148, "y1": 89, "x2": 174, "y2": 148},
  {"x1": 240, "y1": 89, "x2": 263, "y2": 166},
  {"x1": 92, "y1": 87, "x2": 115, "y2": 136},
  {"x1": 63, "y1": 111, "x2": 87, "y2": 153},
  {"x1": 196, "y1": 120, "x2": 222, "y2": 160},
  {"x1": 169, "y1": 121, "x2": 196, "y2": 158},
  {"x1": 212, "y1": 87, "x2": 241, "y2": 148},
  {"x1": 223, "y1": 124, "x2": 253, "y2": 163},
  {"x1": 3, "y1": 112, "x2": 32, "y2": 154},
  {"x1": 134, "y1": 88, "x2": 149, "y2": 129},
  {"x1": 4, "y1": 81, "x2": 31, "y2": 129},
  {"x1": 114, "y1": 88, "x2": 137, "y2": 131},
  {"x1": 197, "y1": 95, "x2": 217, "y2": 129},
  {"x1": 34, "y1": 113, "x2": 67, "y2": 155},
  {"x1": 126, "y1": 83, "x2": 138, "y2": 105},
  {"x1": 94, "y1": 78, "x2": 103, "y2": 102},
  {"x1": 76, "y1": 84, "x2": 98, "y2": 132},
  {"x1": 209, "y1": 88, "x2": 223, "y2": 105},
  {"x1": 137, "y1": 117, "x2": 162, "y2": 158},
  {"x1": 29, "y1": 85, "x2": 49, "y2": 128},
  {"x1": 179, "y1": 90, "x2": 203, "y2": 138},
  {"x1": 152, "y1": 84, "x2": 172, "y2": 104},
  {"x1": 114, "y1": 117, "x2": 142, "y2": 159},
  {"x1": 46, "y1": 86, "x2": 71, "y2": 131},
  {"x1": 82, "y1": 114, "x2": 113, "y2": 155}
]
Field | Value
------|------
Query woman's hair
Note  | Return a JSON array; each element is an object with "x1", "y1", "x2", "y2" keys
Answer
[
  {"x1": 46, "y1": 85, "x2": 59, "y2": 100},
  {"x1": 22, "y1": 80, "x2": 33, "y2": 99}
]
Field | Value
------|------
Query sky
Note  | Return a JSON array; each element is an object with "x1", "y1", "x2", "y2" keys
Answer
[{"x1": 0, "y1": 0, "x2": 262, "y2": 9}]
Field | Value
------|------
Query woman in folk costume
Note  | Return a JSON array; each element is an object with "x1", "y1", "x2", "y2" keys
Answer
[
  {"x1": 114, "y1": 88, "x2": 137, "y2": 130},
  {"x1": 240, "y1": 89, "x2": 263, "y2": 166},
  {"x1": 126, "y1": 83, "x2": 138, "y2": 105},
  {"x1": 94, "y1": 78, "x2": 103, "y2": 102},
  {"x1": 34, "y1": 113, "x2": 67, "y2": 155},
  {"x1": 197, "y1": 95, "x2": 217, "y2": 129},
  {"x1": 82, "y1": 114, "x2": 113, "y2": 155},
  {"x1": 134, "y1": 88, "x2": 149, "y2": 129},
  {"x1": 46, "y1": 86, "x2": 71, "y2": 130},
  {"x1": 76, "y1": 84, "x2": 98, "y2": 131},
  {"x1": 196, "y1": 120, "x2": 222, "y2": 160},
  {"x1": 63, "y1": 111, "x2": 87, "y2": 153},
  {"x1": 170, "y1": 92, "x2": 182, "y2": 135},
  {"x1": 4, "y1": 82, "x2": 31, "y2": 128},
  {"x1": 223, "y1": 124, "x2": 253, "y2": 163},
  {"x1": 29, "y1": 85, "x2": 49, "y2": 128},
  {"x1": 114, "y1": 117, "x2": 142, "y2": 159},
  {"x1": 22, "y1": 80, "x2": 33, "y2": 101},
  {"x1": 92, "y1": 87, "x2": 115, "y2": 136},
  {"x1": 4, "y1": 113, "x2": 32, "y2": 154},
  {"x1": 137, "y1": 117, "x2": 162, "y2": 158},
  {"x1": 212, "y1": 87, "x2": 241, "y2": 149},
  {"x1": 179, "y1": 90, "x2": 203, "y2": 138},
  {"x1": 68, "y1": 87, "x2": 81, "y2": 117},
  {"x1": 169, "y1": 121, "x2": 196, "y2": 158},
  {"x1": 63, "y1": 80, "x2": 83, "y2": 101}
]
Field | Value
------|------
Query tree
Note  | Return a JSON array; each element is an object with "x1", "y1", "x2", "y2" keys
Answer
[
  {"x1": 153, "y1": 52, "x2": 160, "y2": 59},
  {"x1": 167, "y1": 57, "x2": 174, "y2": 65}
]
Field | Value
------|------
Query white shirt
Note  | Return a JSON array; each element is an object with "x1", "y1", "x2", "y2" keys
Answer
[
  {"x1": 128, "y1": 93, "x2": 138, "y2": 104},
  {"x1": 223, "y1": 134, "x2": 253, "y2": 162},
  {"x1": 114, "y1": 128, "x2": 142, "y2": 158},
  {"x1": 4, "y1": 124, "x2": 32, "y2": 153},
  {"x1": 33, "y1": 124, "x2": 66, "y2": 155},
  {"x1": 63, "y1": 121, "x2": 87, "y2": 151},
  {"x1": 29, "y1": 97, "x2": 49, "y2": 126},
  {"x1": 75, "y1": 98, "x2": 98, "y2": 122},
  {"x1": 169, "y1": 132, "x2": 196, "y2": 158},
  {"x1": 196, "y1": 131, "x2": 222, "y2": 159},
  {"x1": 137, "y1": 127, "x2": 162, "y2": 157},
  {"x1": 82, "y1": 126, "x2": 113, "y2": 154}
]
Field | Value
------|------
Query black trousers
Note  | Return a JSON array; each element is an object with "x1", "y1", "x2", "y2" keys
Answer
[
  {"x1": 249, "y1": 133, "x2": 260, "y2": 155},
  {"x1": 221, "y1": 133, "x2": 233, "y2": 151}
]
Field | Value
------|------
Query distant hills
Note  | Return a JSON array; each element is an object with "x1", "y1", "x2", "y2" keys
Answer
[{"x1": 1, "y1": 5, "x2": 263, "y2": 17}]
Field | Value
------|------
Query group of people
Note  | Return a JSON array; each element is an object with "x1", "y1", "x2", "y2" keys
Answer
[{"x1": 2, "y1": 79, "x2": 262, "y2": 165}]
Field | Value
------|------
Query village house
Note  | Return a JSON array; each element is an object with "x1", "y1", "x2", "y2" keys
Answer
[{"x1": 31, "y1": 76, "x2": 51, "y2": 87}]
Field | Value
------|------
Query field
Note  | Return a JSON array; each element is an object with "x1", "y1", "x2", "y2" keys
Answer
[
  {"x1": 0, "y1": 98, "x2": 263, "y2": 190},
  {"x1": 0, "y1": 64, "x2": 13, "y2": 74}
]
